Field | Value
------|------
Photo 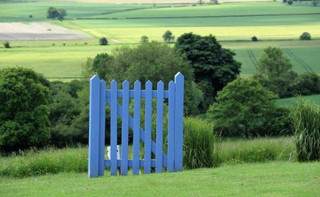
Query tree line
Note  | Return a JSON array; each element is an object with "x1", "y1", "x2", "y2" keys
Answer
[{"x1": 1, "y1": 33, "x2": 320, "y2": 153}]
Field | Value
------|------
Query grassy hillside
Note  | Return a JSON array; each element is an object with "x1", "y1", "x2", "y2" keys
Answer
[{"x1": 0, "y1": 161, "x2": 319, "y2": 196}]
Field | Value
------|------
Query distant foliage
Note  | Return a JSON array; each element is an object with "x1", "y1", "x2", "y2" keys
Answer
[
  {"x1": 300, "y1": 32, "x2": 311, "y2": 40},
  {"x1": 251, "y1": 36, "x2": 258, "y2": 42},
  {"x1": 175, "y1": 33, "x2": 241, "y2": 112},
  {"x1": 140, "y1": 35, "x2": 149, "y2": 44},
  {"x1": 0, "y1": 67, "x2": 51, "y2": 152},
  {"x1": 207, "y1": 78, "x2": 290, "y2": 137},
  {"x1": 253, "y1": 47, "x2": 297, "y2": 98},
  {"x1": 293, "y1": 72, "x2": 320, "y2": 95},
  {"x1": 312, "y1": 0, "x2": 318, "y2": 6},
  {"x1": 3, "y1": 41, "x2": 10, "y2": 48},
  {"x1": 184, "y1": 117, "x2": 215, "y2": 169},
  {"x1": 291, "y1": 99, "x2": 320, "y2": 162},
  {"x1": 99, "y1": 37, "x2": 108, "y2": 45},
  {"x1": 287, "y1": 0, "x2": 293, "y2": 5},
  {"x1": 162, "y1": 30, "x2": 175, "y2": 43},
  {"x1": 47, "y1": 7, "x2": 67, "y2": 20}
]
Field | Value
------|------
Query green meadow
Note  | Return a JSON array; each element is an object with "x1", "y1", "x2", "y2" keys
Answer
[
  {"x1": 1, "y1": 161, "x2": 319, "y2": 196},
  {"x1": 0, "y1": 1, "x2": 319, "y2": 79},
  {"x1": 276, "y1": 94, "x2": 320, "y2": 108}
]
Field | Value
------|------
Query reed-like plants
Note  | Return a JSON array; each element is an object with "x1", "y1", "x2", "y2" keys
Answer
[
  {"x1": 291, "y1": 98, "x2": 320, "y2": 162},
  {"x1": 183, "y1": 117, "x2": 215, "y2": 169}
]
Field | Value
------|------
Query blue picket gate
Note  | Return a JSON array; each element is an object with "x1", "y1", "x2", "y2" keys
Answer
[{"x1": 88, "y1": 73, "x2": 184, "y2": 177}]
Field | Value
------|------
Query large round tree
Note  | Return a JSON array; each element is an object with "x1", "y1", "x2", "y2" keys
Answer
[
  {"x1": 175, "y1": 33, "x2": 241, "y2": 112},
  {"x1": 0, "y1": 67, "x2": 51, "y2": 152}
]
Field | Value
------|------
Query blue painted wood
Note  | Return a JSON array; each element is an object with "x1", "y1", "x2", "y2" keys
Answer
[
  {"x1": 156, "y1": 81, "x2": 164, "y2": 173},
  {"x1": 144, "y1": 81, "x2": 152, "y2": 174},
  {"x1": 88, "y1": 75, "x2": 100, "y2": 178},
  {"x1": 121, "y1": 80, "x2": 129, "y2": 175},
  {"x1": 174, "y1": 73, "x2": 184, "y2": 171},
  {"x1": 167, "y1": 81, "x2": 175, "y2": 172},
  {"x1": 110, "y1": 80, "x2": 118, "y2": 176},
  {"x1": 133, "y1": 81, "x2": 141, "y2": 175},
  {"x1": 98, "y1": 80, "x2": 106, "y2": 176},
  {"x1": 105, "y1": 90, "x2": 169, "y2": 99}
]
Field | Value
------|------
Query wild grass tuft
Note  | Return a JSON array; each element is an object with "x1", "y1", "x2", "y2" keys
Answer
[
  {"x1": 183, "y1": 117, "x2": 215, "y2": 169},
  {"x1": 291, "y1": 98, "x2": 320, "y2": 162},
  {"x1": 0, "y1": 146, "x2": 87, "y2": 178}
]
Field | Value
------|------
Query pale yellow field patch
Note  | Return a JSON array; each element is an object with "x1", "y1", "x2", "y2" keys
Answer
[{"x1": 83, "y1": 24, "x2": 320, "y2": 43}]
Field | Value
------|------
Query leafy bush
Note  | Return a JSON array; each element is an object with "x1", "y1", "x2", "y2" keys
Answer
[
  {"x1": 99, "y1": 37, "x2": 108, "y2": 45},
  {"x1": 312, "y1": 0, "x2": 318, "y2": 6},
  {"x1": 47, "y1": 7, "x2": 67, "y2": 20},
  {"x1": 140, "y1": 35, "x2": 149, "y2": 44},
  {"x1": 162, "y1": 30, "x2": 175, "y2": 42},
  {"x1": 287, "y1": 0, "x2": 293, "y2": 5},
  {"x1": 0, "y1": 67, "x2": 51, "y2": 152},
  {"x1": 207, "y1": 78, "x2": 290, "y2": 137},
  {"x1": 251, "y1": 36, "x2": 258, "y2": 42},
  {"x1": 3, "y1": 41, "x2": 10, "y2": 48},
  {"x1": 184, "y1": 117, "x2": 215, "y2": 169},
  {"x1": 293, "y1": 72, "x2": 320, "y2": 95},
  {"x1": 300, "y1": 32, "x2": 311, "y2": 40},
  {"x1": 291, "y1": 99, "x2": 320, "y2": 162}
]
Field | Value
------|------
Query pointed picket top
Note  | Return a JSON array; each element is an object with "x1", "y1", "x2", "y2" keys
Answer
[
  {"x1": 122, "y1": 80, "x2": 129, "y2": 89},
  {"x1": 146, "y1": 80, "x2": 152, "y2": 89},
  {"x1": 168, "y1": 80, "x2": 175, "y2": 88},
  {"x1": 90, "y1": 75, "x2": 100, "y2": 82},
  {"x1": 157, "y1": 80, "x2": 164, "y2": 89},
  {"x1": 174, "y1": 72, "x2": 184, "y2": 81},
  {"x1": 100, "y1": 79, "x2": 106, "y2": 86},
  {"x1": 134, "y1": 80, "x2": 141, "y2": 87},
  {"x1": 111, "y1": 79, "x2": 117, "y2": 87}
]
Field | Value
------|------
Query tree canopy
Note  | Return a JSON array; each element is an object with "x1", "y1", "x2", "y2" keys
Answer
[
  {"x1": 207, "y1": 78, "x2": 289, "y2": 137},
  {"x1": 175, "y1": 33, "x2": 241, "y2": 112},
  {"x1": 0, "y1": 67, "x2": 51, "y2": 152},
  {"x1": 47, "y1": 7, "x2": 67, "y2": 20}
]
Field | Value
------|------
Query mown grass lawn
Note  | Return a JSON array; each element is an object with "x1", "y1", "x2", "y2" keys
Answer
[{"x1": 0, "y1": 161, "x2": 319, "y2": 196}]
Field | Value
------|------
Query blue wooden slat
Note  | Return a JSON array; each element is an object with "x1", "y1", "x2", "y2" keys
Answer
[
  {"x1": 133, "y1": 81, "x2": 141, "y2": 175},
  {"x1": 144, "y1": 81, "x2": 152, "y2": 174},
  {"x1": 110, "y1": 80, "x2": 118, "y2": 176},
  {"x1": 98, "y1": 80, "x2": 106, "y2": 176},
  {"x1": 121, "y1": 80, "x2": 129, "y2": 175},
  {"x1": 105, "y1": 99, "x2": 168, "y2": 162},
  {"x1": 174, "y1": 73, "x2": 184, "y2": 171},
  {"x1": 156, "y1": 81, "x2": 164, "y2": 173},
  {"x1": 105, "y1": 90, "x2": 169, "y2": 99},
  {"x1": 88, "y1": 75, "x2": 100, "y2": 178},
  {"x1": 167, "y1": 81, "x2": 175, "y2": 172}
]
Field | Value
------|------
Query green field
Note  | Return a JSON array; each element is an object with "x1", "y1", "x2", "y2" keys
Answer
[
  {"x1": 1, "y1": 161, "x2": 319, "y2": 196},
  {"x1": 276, "y1": 94, "x2": 320, "y2": 108},
  {"x1": 0, "y1": 1, "x2": 319, "y2": 79}
]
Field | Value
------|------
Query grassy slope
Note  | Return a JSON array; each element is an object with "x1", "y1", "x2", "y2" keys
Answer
[
  {"x1": 276, "y1": 94, "x2": 320, "y2": 108},
  {"x1": 0, "y1": 161, "x2": 319, "y2": 196}
]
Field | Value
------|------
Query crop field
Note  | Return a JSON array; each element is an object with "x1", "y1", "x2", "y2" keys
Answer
[
  {"x1": 276, "y1": 94, "x2": 320, "y2": 108},
  {"x1": 0, "y1": 1, "x2": 319, "y2": 79}
]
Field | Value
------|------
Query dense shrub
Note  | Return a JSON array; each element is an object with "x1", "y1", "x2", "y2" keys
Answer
[
  {"x1": 3, "y1": 41, "x2": 10, "y2": 48},
  {"x1": 207, "y1": 78, "x2": 290, "y2": 137},
  {"x1": 0, "y1": 67, "x2": 50, "y2": 152},
  {"x1": 99, "y1": 37, "x2": 108, "y2": 45},
  {"x1": 299, "y1": 32, "x2": 311, "y2": 40},
  {"x1": 251, "y1": 36, "x2": 258, "y2": 41},
  {"x1": 162, "y1": 30, "x2": 175, "y2": 42},
  {"x1": 287, "y1": 0, "x2": 293, "y2": 5},
  {"x1": 140, "y1": 35, "x2": 149, "y2": 44},
  {"x1": 184, "y1": 117, "x2": 215, "y2": 169},
  {"x1": 291, "y1": 99, "x2": 320, "y2": 162},
  {"x1": 47, "y1": 7, "x2": 67, "y2": 20},
  {"x1": 293, "y1": 72, "x2": 320, "y2": 95}
]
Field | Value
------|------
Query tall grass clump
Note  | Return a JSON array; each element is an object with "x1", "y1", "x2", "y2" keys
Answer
[
  {"x1": 0, "y1": 146, "x2": 87, "y2": 178},
  {"x1": 183, "y1": 117, "x2": 215, "y2": 169},
  {"x1": 291, "y1": 99, "x2": 320, "y2": 162}
]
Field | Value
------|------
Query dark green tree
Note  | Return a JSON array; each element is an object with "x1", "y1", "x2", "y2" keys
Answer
[
  {"x1": 253, "y1": 47, "x2": 297, "y2": 98},
  {"x1": 99, "y1": 37, "x2": 108, "y2": 45},
  {"x1": 175, "y1": 33, "x2": 241, "y2": 112},
  {"x1": 0, "y1": 67, "x2": 51, "y2": 152},
  {"x1": 91, "y1": 53, "x2": 113, "y2": 80},
  {"x1": 207, "y1": 78, "x2": 289, "y2": 137},
  {"x1": 300, "y1": 32, "x2": 311, "y2": 40},
  {"x1": 140, "y1": 35, "x2": 149, "y2": 44},
  {"x1": 47, "y1": 7, "x2": 67, "y2": 20},
  {"x1": 162, "y1": 30, "x2": 175, "y2": 43}
]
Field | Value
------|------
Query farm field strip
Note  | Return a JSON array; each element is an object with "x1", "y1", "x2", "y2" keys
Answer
[
  {"x1": 276, "y1": 94, "x2": 320, "y2": 107},
  {"x1": 80, "y1": 25, "x2": 320, "y2": 42}
]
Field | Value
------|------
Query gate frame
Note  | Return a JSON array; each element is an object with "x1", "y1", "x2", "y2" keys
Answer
[{"x1": 88, "y1": 73, "x2": 184, "y2": 177}]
